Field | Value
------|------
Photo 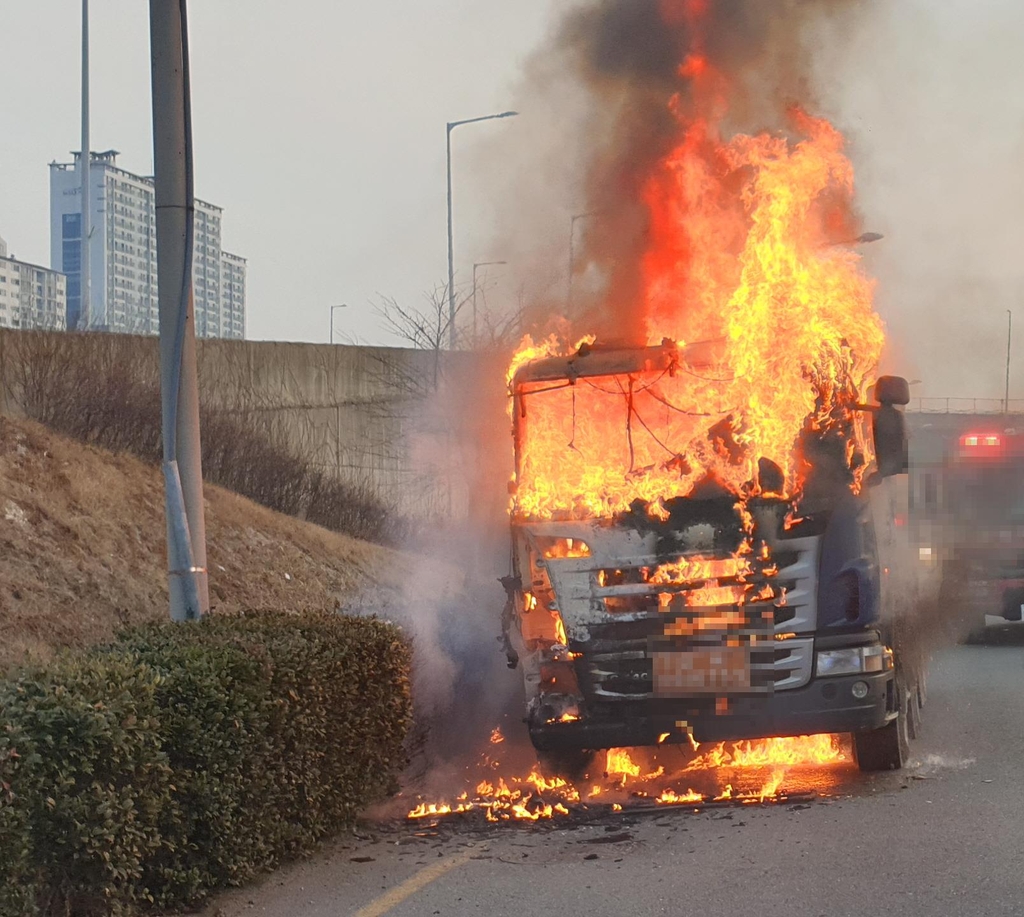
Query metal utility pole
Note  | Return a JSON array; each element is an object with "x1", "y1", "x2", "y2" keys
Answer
[
  {"x1": 446, "y1": 110, "x2": 517, "y2": 350},
  {"x1": 79, "y1": 0, "x2": 90, "y2": 330},
  {"x1": 472, "y1": 261, "x2": 505, "y2": 344},
  {"x1": 1006, "y1": 309, "x2": 1013, "y2": 414},
  {"x1": 150, "y1": 0, "x2": 209, "y2": 621}
]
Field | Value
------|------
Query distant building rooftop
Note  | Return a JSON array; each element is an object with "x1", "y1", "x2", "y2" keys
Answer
[{"x1": 50, "y1": 149, "x2": 122, "y2": 171}]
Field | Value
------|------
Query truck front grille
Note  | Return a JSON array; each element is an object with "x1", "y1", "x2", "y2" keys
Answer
[
  {"x1": 544, "y1": 536, "x2": 821, "y2": 698},
  {"x1": 578, "y1": 621, "x2": 814, "y2": 699}
]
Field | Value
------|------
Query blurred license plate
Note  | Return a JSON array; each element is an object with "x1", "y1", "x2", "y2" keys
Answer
[{"x1": 653, "y1": 647, "x2": 750, "y2": 695}]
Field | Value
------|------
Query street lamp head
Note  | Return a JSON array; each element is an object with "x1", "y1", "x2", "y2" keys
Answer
[
  {"x1": 447, "y1": 109, "x2": 519, "y2": 349},
  {"x1": 329, "y1": 304, "x2": 348, "y2": 344},
  {"x1": 826, "y1": 231, "x2": 884, "y2": 248},
  {"x1": 450, "y1": 110, "x2": 520, "y2": 131}
]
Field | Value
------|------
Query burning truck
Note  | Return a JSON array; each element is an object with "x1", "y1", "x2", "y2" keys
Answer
[
  {"x1": 497, "y1": 109, "x2": 925, "y2": 774},
  {"x1": 503, "y1": 342, "x2": 919, "y2": 774}
]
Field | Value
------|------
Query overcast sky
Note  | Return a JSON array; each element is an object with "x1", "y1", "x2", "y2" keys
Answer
[
  {"x1": 0, "y1": 0, "x2": 559, "y2": 346},
  {"x1": 3, "y1": 2, "x2": 1024, "y2": 399}
]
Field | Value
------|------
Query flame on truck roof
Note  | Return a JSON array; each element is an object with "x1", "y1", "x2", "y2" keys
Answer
[{"x1": 511, "y1": 339, "x2": 725, "y2": 389}]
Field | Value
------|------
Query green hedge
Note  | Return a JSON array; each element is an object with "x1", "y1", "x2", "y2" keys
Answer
[{"x1": 0, "y1": 612, "x2": 411, "y2": 917}]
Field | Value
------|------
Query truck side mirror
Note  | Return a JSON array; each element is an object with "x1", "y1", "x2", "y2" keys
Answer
[
  {"x1": 874, "y1": 375, "x2": 911, "y2": 407},
  {"x1": 872, "y1": 376, "x2": 910, "y2": 478}
]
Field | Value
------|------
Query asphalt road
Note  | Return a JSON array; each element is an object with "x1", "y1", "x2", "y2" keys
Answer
[{"x1": 201, "y1": 624, "x2": 1024, "y2": 917}]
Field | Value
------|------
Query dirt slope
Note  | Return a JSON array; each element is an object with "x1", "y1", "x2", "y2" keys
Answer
[{"x1": 0, "y1": 416, "x2": 407, "y2": 670}]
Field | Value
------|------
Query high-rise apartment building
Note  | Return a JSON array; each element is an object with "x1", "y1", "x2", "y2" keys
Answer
[
  {"x1": 49, "y1": 150, "x2": 245, "y2": 338},
  {"x1": 220, "y1": 251, "x2": 247, "y2": 339},
  {"x1": 0, "y1": 234, "x2": 67, "y2": 331}
]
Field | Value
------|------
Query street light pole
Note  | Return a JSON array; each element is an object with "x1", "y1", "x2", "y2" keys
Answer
[
  {"x1": 472, "y1": 260, "x2": 506, "y2": 344},
  {"x1": 1005, "y1": 309, "x2": 1013, "y2": 414},
  {"x1": 446, "y1": 110, "x2": 518, "y2": 350},
  {"x1": 568, "y1": 211, "x2": 600, "y2": 315},
  {"x1": 330, "y1": 303, "x2": 348, "y2": 344},
  {"x1": 150, "y1": 0, "x2": 208, "y2": 621},
  {"x1": 79, "y1": 0, "x2": 90, "y2": 330}
]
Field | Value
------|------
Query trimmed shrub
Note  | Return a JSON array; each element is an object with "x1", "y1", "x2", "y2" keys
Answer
[
  {"x1": 0, "y1": 612, "x2": 412, "y2": 916},
  {"x1": 0, "y1": 656, "x2": 171, "y2": 916},
  {"x1": 0, "y1": 741, "x2": 37, "y2": 917},
  {"x1": 112, "y1": 633, "x2": 276, "y2": 907}
]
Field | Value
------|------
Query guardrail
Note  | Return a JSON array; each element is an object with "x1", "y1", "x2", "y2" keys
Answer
[{"x1": 908, "y1": 398, "x2": 1024, "y2": 415}]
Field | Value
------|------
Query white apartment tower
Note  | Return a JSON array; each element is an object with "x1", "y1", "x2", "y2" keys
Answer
[
  {"x1": 220, "y1": 251, "x2": 247, "y2": 339},
  {"x1": 0, "y1": 233, "x2": 67, "y2": 331},
  {"x1": 49, "y1": 150, "x2": 245, "y2": 338}
]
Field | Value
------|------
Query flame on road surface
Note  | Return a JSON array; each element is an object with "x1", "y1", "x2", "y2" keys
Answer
[{"x1": 405, "y1": 731, "x2": 850, "y2": 823}]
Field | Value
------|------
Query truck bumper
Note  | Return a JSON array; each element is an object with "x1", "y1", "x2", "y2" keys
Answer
[{"x1": 529, "y1": 670, "x2": 895, "y2": 751}]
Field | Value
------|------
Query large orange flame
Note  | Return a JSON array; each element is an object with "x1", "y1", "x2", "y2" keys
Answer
[{"x1": 509, "y1": 99, "x2": 883, "y2": 520}]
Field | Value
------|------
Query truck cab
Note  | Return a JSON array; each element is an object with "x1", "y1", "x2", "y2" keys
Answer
[{"x1": 503, "y1": 340, "x2": 921, "y2": 773}]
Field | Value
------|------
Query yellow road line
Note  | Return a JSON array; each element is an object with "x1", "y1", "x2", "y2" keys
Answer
[{"x1": 351, "y1": 845, "x2": 481, "y2": 917}]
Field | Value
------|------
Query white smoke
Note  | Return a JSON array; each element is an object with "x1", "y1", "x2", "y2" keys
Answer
[{"x1": 812, "y1": 0, "x2": 1024, "y2": 399}]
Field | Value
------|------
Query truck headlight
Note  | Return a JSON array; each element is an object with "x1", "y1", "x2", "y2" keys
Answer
[{"x1": 816, "y1": 645, "x2": 886, "y2": 677}]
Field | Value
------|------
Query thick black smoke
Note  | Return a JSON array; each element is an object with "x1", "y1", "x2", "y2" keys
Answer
[{"x1": 501, "y1": 0, "x2": 872, "y2": 341}]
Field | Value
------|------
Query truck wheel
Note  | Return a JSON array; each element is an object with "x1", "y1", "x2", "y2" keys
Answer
[
  {"x1": 853, "y1": 683, "x2": 910, "y2": 772},
  {"x1": 536, "y1": 749, "x2": 595, "y2": 782}
]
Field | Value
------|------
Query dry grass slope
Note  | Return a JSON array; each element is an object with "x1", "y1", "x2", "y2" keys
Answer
[{"x1": 0, "y1": 416, "x2": 407, "y2": 671}]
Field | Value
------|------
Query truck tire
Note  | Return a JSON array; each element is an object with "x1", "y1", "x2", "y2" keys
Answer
[
  {"x1": 853, "y1": 681, "x2": 910, "y2": 772},
  {"x1": 536, "y1": 748, "x2": 595, "y2": 782}
]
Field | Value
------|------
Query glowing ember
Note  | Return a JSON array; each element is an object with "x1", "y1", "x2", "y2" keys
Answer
[
  {"x1": 605, "y1": 748, "x2": 642, "y2": 779},
  {"x1": 684, "y1": 734, "x2": 845, "y2": 770},
  {"x1": 758, "y1": 770, "x2": 786, "y2": 802},
  {"x1": 553, "y1": 614, "x2": 568, "y2": 647},
  {"x1": 540, "y1": 537, "x2": 593, "y2": 559},
  {"x1": 658, "y1": 788, "x2": 704, "y2": 805},
  {"x1": 649, "y1": 556, "x2": 752, "y2": 586}
]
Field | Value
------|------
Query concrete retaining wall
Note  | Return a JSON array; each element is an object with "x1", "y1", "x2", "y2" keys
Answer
[{"x1": 0, "y1": 328, "x2": 499, "y2": 520}]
